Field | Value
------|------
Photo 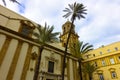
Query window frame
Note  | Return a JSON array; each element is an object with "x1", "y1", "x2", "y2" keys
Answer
[
  {"x1": 111, "y1": 71, "x2": 117, "y2": 79},
  {"x1": 118, "y1": 56, "x2": 120, "y2": 61},
  {"x1": 99, "y1": 73, "x2": 104, "y2": 80},
  {"x1": 48, "y1": 61, "x2": 55, "y2": 73},
  {"x1": 110, "y1": 58, "x2": 115, "y2": 64},
  {"x1": 107, "y1": 49, "x2": 110, "y2": 52},
  {"x1": 101, "y1": 60, "x2": 106, "y2": 66},
  {"x1": 93, "y1": 54, "x2": 95, "y2": 57},
  {"x1": 19, "y1": 20, "x2": 35, "y2": 37},
  {"x1": 94, "y1": 61, "x2": 97, "y2": 67},
  {"x1": 115, "y1": 47, "x2": 118, "y2": 51},
  {"x1": 100, "y1": 52, "x2": 102, "y2": 55}
]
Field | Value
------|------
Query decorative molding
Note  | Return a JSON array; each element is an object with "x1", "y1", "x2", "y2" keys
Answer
[
  {"x1": 31, "y1": 51, "x2": 38, "y2": 60},
  {"x1": 96, "y1": 70, "x2": 103, "y2": 74},
  {"x1": 20, "y1": 20, "x2": 35, "y2": 29},
  {"x1": 45, "y1": 51, "x2": 58, "y2": 62},
  {"x1": 108, "y1": 68, "x2": 116, "y2": 71},
  {"x1": 39, "y1": 71, "x2": 62, "y2": 80},
  {"x1": 0, "y1": 13, "x2": 36, "y2": 29}
]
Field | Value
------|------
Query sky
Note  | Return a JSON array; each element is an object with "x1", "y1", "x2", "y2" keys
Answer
[{"x1": 0, "y1": 0, "x2": 120, "y2": 49}]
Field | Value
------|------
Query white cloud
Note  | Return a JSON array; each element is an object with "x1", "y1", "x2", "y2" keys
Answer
[{"x1": 77, "y1": 0, "x2": 120, "y2": 48}]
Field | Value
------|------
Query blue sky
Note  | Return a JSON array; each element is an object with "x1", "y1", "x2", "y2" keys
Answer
[{"x1": 0, "y1": 0, "x2": 120, "y2": 49}]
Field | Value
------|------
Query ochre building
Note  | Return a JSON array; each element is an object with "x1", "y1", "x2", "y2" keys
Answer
[{"x1": 83, "y1": 42, "x2": 120, "y2": 80}]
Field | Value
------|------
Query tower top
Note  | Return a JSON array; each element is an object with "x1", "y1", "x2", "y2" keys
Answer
[
  {"x1": 62, "y1": 20, "x2": 75, "y2": 34},
  {"x1": 59, "y1": 21, "x2": 79, "y2": 48}
]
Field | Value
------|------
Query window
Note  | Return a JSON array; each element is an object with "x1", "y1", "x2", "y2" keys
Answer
[
  {"x1": 100, "y1": 52, "x2": 102, "y2": 55},
  {"x1": 63, "y1": 27, "x2": 65, "y2": 33},
  {"x1": 20, "y1": 24, "x2": 32, "y2": 36},
  {"x1": 118, "y1": 56, "x2": 120, "y2": 61},
  {"x1": 111, "y1": 71, "x2": 117, "y2": 78},
  {"x1": 99, "y1": 73, "x2": 104, "y2": 80},
  {"x1": 63, "y1": 43, "x2": 66, "y2": 47},
  {"x1": 20, "y1": 20, "x2": 35, "y2": 37},
  {"x1": 94, "y1": 62, "x2": 97, "y2": 67},
  {"x1": 93, "y1": 54, "x2": 95, "y2": 57},
  {"x1": 110, "y1": 58, "x2": 115, "y2": 64},
  {"x1": 115, "y1": 47, "x2": 118, "y2": 51},
  {"x1": 48, "y1": 61, "x2": 54, "y2": 73},
  {"x1": 86, "y1": 55, "x2": 89, "y2": 59},
  {"x1": 102, "y1": 60, "x2": 106, "y2": 66},
  {"x1": 107, "y1": 49, "x2": 110, "y2": 52}
]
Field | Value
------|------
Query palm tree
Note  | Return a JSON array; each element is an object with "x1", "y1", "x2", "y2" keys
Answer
[
  {"x1": 62, "y1": 2, "x2": 87, "y2": 80},
  {"x1": 10, "y1": 0, "x2": 22, "y2": 6},
  {"x1": 82, "y1": 62, "x2": 98, "y2": 80},
  {"x1": 70, "y1": 41, "x2": 93, "y2": 80},
  {"x1": 2, "y1": 0, "x2": 22, "y2": 6},
  {"x1": 33, "y1": 23, "x2": 59, "y2": 80}
]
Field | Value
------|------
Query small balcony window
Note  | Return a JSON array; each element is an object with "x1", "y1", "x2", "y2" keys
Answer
[
  {"x1": 100, "y1": 52, "x2": 102, "y2": 55},
  {"x1": 118, "y1": 56, "x2": 120, "y2": 61},
  {"x1": 101, "y1": 60, "x2": 106, "y2": 66},
  {"x1": 93, "y1": 54, "x2": 95, "y2": 57},
  {"x1": 94, "y1": 62, "x2": 97, "y2": 67},
  {"x1": 107, "y1": 49, "x2": 110, "y2": 52},
  {"x1": 110, "y1": 58, "x2": 115, "y2": 64},
  {"x1": 86, "y1": 55, "x2": 89, "y2": 59},
  {"x1": 115, "y1": 47, "x2": 118, "y2": 51},
  {"x1": 99, "y1": 73, "x2": 104, "y2": 80},
  {"x1": 19, "y1": 20, "x2": 35, "y2": 37},
  {"x1": 111, "y1": 71, "x2": 117, "y2": 79},
  {"x1": 20, "y1": 24, "x2": 32, "y2": 36},
  {"x1": 48, "y1": 61, "x2": 54, "y2": 73}
]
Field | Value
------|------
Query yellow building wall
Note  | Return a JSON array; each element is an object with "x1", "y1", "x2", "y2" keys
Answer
[{"x1": 83, "y1": 42, "x2": 120, "y2": 80}]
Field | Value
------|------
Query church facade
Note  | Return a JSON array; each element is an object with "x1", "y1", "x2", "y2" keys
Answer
[{"x1": 0, "y1": 5, "x2": 79, "y2": 80}]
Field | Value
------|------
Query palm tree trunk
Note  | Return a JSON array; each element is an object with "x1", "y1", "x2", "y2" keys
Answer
[
  {"x1": 78, "y1": 59, "x2": 83, "y2": 80},
  {"x1": 61, "y1": 20, "x2": 74, "y2": 80},
  {"x1": 33, "y1": 46, "x2": 44, "y2": 80},
  {"x1": 89, "y1": 74, "x2": 92, "y2": 80}
]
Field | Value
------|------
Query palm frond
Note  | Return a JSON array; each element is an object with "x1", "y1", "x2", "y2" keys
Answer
[
  {"x1": 63, "y1": 8, "x2": 71, "y2": 12},
  {"x1": 70, "y1": 41, "x2": 93, "y2": 58},
  {"x1": 81, "y1": 43, "x2": 89, "y2": 50},
  {"x1": 33, "y1": 23, "x2": 59, "y2": 44},
  {"x1": 63, "y1": 12, "x2": 72, "y2": 18},
  {"x1": 81, "y1": 44, "x2": 93, "y2": 54},
  {"x1": 10, "y1": 0, "x2": 21, "y2": 5},
  {"x1": 82, "y1": 62, "x2": 98, "y2": 74},
  {"x1": 63, "y1": 2, "x2": 87, "y2": 23},
  {"x1": 2, "y1": 0, "x2": 6, "y2": 6},
  {"x1": 68, "y1": 4, "x2": 74, "y2": 11}
]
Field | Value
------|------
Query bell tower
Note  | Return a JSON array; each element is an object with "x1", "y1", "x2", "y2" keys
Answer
[{"x1": 59, "y1": 21, "x2": 79, "y2": 48}]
